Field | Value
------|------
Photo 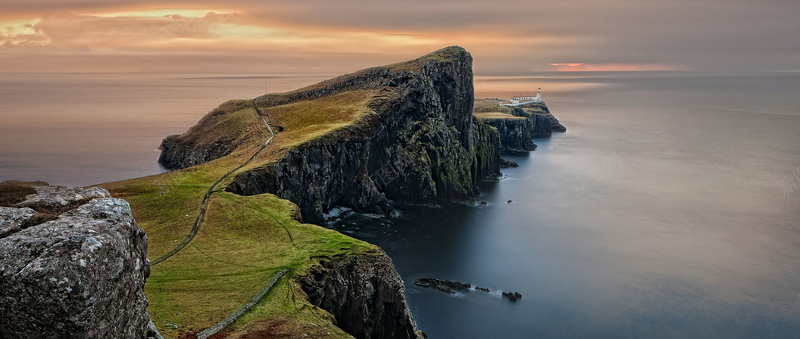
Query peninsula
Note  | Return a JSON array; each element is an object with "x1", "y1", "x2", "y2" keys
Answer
[{"x1": 1, "y1": 46, "x2": 564, "y2": 338}]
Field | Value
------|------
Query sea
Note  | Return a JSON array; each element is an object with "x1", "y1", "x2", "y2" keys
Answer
[{"x1": 1, "y1": 71, "x2": 799, "y2": 338}]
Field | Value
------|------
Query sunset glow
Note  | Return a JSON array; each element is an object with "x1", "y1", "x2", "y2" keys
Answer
[
  {"x1": 1, "y1": 0, "x2": 797, "y2": 73},
  {"x1": 548, "y1": 63, "x2": 683, "y2": 72}
]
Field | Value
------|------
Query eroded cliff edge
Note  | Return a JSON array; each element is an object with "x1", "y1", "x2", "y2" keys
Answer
[{"x1": 297, "y1": 254, "x2": 420, "y2": 339}]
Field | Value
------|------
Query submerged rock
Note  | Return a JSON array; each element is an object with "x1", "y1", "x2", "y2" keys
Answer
[
  {"x1": 502, "y1": 292, "x2": 523, "y2": 301},
  {"x1": 0, "y1": 184, "x2": 150, "y2": 338},
  {"x1": 415, "y1": 277, "x2": 523, "y2": 303},
  {"x1": 500, "y1": 158, "x2": 519, "y2": 168},
  {"x1": 414, "y1": 277, "x2": 471, "y2": 294}
]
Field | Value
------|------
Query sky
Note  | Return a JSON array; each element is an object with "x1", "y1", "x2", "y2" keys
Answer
[{"x1": 1, "y1": 0, "x2": 798, "y2": 74}]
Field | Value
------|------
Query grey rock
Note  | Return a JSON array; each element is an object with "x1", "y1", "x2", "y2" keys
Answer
[
  {"x1": 17, "y1": 185, "x2": 109, "y2": 210},
  {"x1": 0, "y1": 186, "x2": 150, "y2": 339},
  {"x1": 0, "y1": 206, "x2": 35, "y2": 237}
]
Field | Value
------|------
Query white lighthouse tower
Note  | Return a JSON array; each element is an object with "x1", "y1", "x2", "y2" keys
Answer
[{"x1": 504, "y1": 88, "x2": 544, "y2": 106}]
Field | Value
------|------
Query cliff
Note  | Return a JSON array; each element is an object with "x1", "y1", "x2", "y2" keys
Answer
[
  {"x1": 103, "y1": 48, "x2": 503, "y2": 339},
  {"x1": 0, "y1": 182, "x2": 150, "y2": 338},
  {"x1": 510, "y1": 102, "x2": 567, "y2": 137},
  {"x1": 297, "y1": 253, "x2": 421, "y2": 339},
  {"x1": 106, "y1": 47, "x2": 563, "y2": 338},
  {"x1": 158, "y1": 46, "x2": 500, "y2": 224},
  {"x1": 472, "y1": 99, "x2": 565, "y2": 153},
  {"x1": 475, "y1": 112, "x2": 536, "y2": 153},
  {"x1": 158, "y1": 100, "x2": 254, "y2": 170}
]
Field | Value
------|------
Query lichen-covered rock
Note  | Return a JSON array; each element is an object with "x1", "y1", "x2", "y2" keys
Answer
[
  {"x1": 225, "y1": 47, "x2": 501, "y2": 223},
  {"x1": 297, "y1": 254, "x2": 421, "y2": 339},
  {"x1": 0, "y1": 206, "x2": 36, "y2": 237},
  {"x1": 16, "y1": 185, "x2": 109, "y2": 210},
  {"x1": 0, "y1": 185, "x2": 150, "y2": 339}
]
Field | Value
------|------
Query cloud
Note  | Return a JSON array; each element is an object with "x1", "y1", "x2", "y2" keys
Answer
[
  {"x1": 547, "y1": 63, "x2": 684, "y2": 72},
  {"x1": 0, "y1": 0, "x2": 799, "y2": 73},
  {"x1": 32, "y1": 11, "x2": 242, "y2": 47}
]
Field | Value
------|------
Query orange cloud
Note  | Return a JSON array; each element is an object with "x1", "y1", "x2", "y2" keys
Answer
[
  {"x1": 548, "y1": 63, "x2": 683, "y2": 72},
  {"x1": 0, "y1": 4, "x2": 587, "y2": 73}
]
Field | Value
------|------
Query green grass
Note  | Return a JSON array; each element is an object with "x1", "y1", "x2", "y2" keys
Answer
[
  {"x1": 473, "y1": 99, "x2": 511, "y2": 114},
  {"x1": 101, "y1": 92, "x2": 380, "y2": 338},
  {"x1": 106, "y1": 174, "x2": 375, "y2": 337},
  {"x1": 139, "y1": 191, "x2": 372, "y2": 337},
  {"x1": 473, "y1": 111, "x2": 526, "y2": 120},
  {"x1": 97, "y1": 49, "x2": 470, "y2": 337}
]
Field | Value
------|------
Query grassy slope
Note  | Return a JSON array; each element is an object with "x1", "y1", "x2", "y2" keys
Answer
[
  {"x1": 472, "y1": 99, "x2": 524, "y2": 120},
  {"x1": 101, "y1": 90, "x2": 380, "y2": 338},
  {"x1": 473, "y1": 112, "x2": 526, "y2": 120}
]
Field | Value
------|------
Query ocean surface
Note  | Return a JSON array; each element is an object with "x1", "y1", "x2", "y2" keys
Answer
[{"x1": 2, "y1": 71, "x2": 800, "y2": 338}]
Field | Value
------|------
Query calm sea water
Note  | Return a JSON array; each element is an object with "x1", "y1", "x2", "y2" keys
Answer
[
  {"x1": 335, "y1": 72, "x2": 800, "y2": 338},
  {"x1": 0, "y1": 73, "x2": 332, "y2": 186},
  {"x1": 2, "y1": 71, "x2": 799, "y2": 338}
]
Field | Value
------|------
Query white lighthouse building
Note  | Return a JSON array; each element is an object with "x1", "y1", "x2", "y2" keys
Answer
[{"x1": 507, "y1": 88, "x2": 542, "y2": 106}]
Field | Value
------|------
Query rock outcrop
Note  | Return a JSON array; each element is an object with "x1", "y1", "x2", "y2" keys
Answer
[
  {"x1": 479, "y1": 117, "x2": 536, "y2": 153},
  {"x1": 221, "y1": 47, "x2": 501, "y2": 224},
  {"x1": 158, "y1": 100, "x2": 252, "y2": 170},
  {"x1": 511, "y1": 102, "x2": 566, "y2": 138},
  {"x1": 297, "y1": 254, "x2": 421, "y2": 339},
  {"x1": 414, "y1": 277, "x2": 523, "y2": 302},
  {"x1": 414, "y1": 277, "x2": 471, "y2": 294},
  {"x1": 0, "y1": 183, "x2": 150, "y2": 338}
]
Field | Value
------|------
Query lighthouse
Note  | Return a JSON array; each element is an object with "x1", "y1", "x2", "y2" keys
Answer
[{"x1": 504, "y1": 88, "x2": 544, "y2": 106}]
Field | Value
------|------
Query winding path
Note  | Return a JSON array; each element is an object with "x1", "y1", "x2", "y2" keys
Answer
[{"x1": 152, "y1": 101, "x2": 274, "y2": 266}]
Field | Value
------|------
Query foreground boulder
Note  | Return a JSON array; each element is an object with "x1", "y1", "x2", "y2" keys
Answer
[{"x1": 0, "y1": 183, "x2": 150, "y2": 338}]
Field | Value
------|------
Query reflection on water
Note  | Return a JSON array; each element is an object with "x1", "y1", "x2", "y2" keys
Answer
[{"x1": 0, "y1": 73, "x2": 334, "y2": 186}]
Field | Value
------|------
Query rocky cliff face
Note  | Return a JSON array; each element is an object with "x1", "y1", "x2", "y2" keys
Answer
[
  {"x1": 511, "y1": 102, "x2": 567, "y2": 138},
  {"x1": 480, "y1": 117, "x2": 536, "y2": 153},
  {"x1": 297, "y1": 254, "x2": 421, "y2": 339},
  {"x1": 223, "y1": 47, "x2": 501, "y2": 224},
  {"x1": 158, "y1": 100, "x2": 252, "y2": 170},
  {"x1": 0, "y1": 183, "x2": 150, "y2": 338}
]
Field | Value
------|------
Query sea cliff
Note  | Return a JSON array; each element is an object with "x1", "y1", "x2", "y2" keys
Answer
[
  {"x1": 96, "y1": 46, "x2": 562, "y2": 338},
  {"x1": 162, "y1": 47, "x2": 501, "y2": 225},
  {"x1": 473, "y1": 99, "x2": 565, "y2": 153}
]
